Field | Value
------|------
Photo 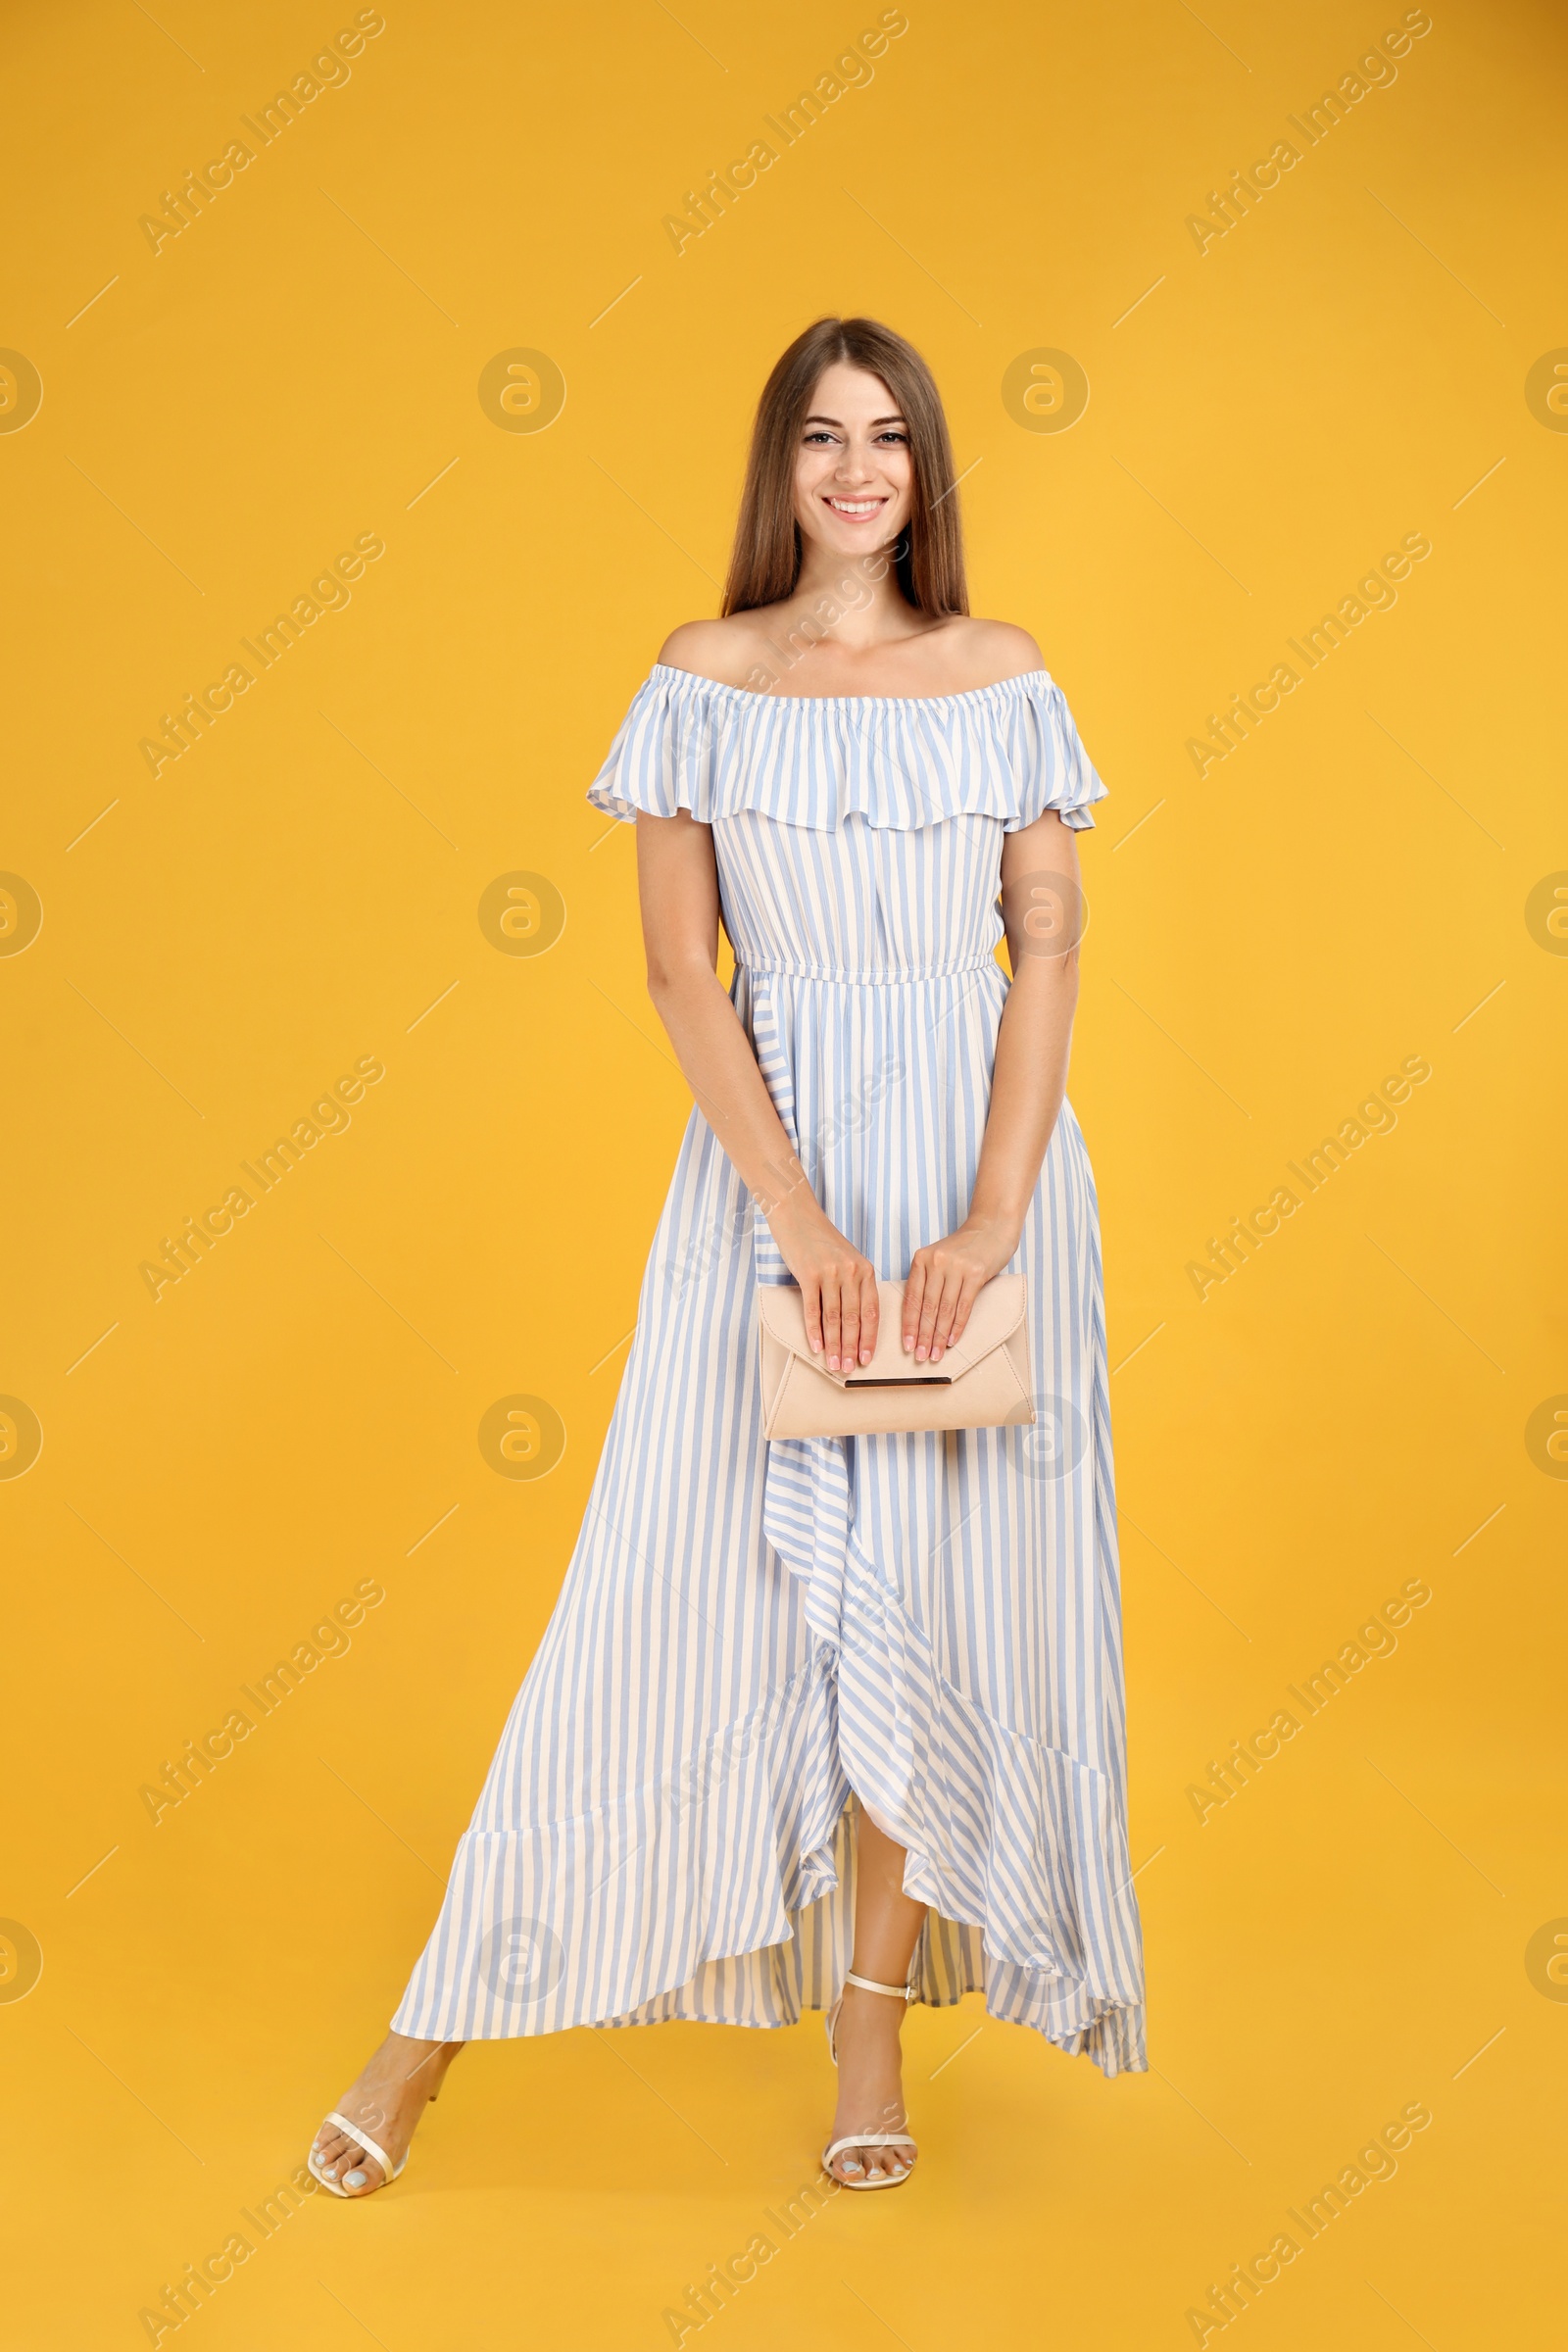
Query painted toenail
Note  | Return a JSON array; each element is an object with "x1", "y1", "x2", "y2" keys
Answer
[
  {"x1": 343, "y1": 2170, "x2": 367, "y2": 2187},
  {"x1": 322, "y1": 2166, "x2": 338, "y2": 2179}
]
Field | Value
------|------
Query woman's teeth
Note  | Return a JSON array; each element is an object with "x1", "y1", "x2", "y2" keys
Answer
[{"x1": 827, "y1": 498, "x2": 883, "y2": 515}]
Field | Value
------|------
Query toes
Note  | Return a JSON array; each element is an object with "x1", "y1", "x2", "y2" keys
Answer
[
  {"x1": 825, "y1": 2134, "x2": 915, "y2": 2184},
  {"x1": 334, "y1": 2129, "x2": 385, "y2": 2193}
]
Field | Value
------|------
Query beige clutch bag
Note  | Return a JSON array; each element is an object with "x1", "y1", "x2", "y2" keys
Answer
[{"x1": 758, "y1": 1275, "x2": 1035, "y2": 1441}]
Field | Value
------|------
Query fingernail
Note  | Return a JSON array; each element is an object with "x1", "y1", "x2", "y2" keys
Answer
[{"x1": 343, "y1": 2170, "x2": 367, "y2": 2188}]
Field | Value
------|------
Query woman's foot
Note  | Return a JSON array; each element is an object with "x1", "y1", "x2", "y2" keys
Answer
[
  {"x1": 311, "y1": 2033, "x2": 463, "y2": 2196},
  {"x1": 825, "y1": 1984, "x2": 914, "y2": 2185}
]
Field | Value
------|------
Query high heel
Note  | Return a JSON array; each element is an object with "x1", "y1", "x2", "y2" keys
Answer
[{"x1": 821, "y1": 1971, "x2": 918, "y2": 2190}]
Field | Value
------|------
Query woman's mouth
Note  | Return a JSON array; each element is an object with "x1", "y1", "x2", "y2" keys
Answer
[{"x1": 823, "y1": 496, "x2": 887, "y2": 521}]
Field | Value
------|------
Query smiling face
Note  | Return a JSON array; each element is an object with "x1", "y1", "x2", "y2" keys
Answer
[{"x1": 792, "y1": 362, "x2": 914, "y2": 564}]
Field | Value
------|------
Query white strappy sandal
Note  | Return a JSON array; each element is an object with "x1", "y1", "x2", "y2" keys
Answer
[
  {"x1": 820, "y1": 1971, "x2": 918, "y2": 2190},
  {"x1": 307, "y1": 2110, "x2": 407, "y2": 2198}
]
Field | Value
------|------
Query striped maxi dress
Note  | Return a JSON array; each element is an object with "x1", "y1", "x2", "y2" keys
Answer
[{"x1": 392, "y1": 663, "x2": 1146, "y2": 2077}]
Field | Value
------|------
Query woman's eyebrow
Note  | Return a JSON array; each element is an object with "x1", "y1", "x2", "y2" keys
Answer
[{"x1": 802, "y1": 413, "x2": 907, "y2": 427}]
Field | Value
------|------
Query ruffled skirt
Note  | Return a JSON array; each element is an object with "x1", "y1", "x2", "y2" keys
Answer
[{"x1": 392, "y1": 960, "x2": 1146, "y2": 2076}]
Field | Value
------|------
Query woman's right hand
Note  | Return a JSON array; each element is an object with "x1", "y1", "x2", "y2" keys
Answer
[{"x1": 767, "y1": 1193, "x2": 879, "y2": 1373}]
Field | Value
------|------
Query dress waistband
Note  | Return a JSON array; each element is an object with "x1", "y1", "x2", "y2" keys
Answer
[{"x1": 734, "y1": 953, "x2": 998, "y2": 983}]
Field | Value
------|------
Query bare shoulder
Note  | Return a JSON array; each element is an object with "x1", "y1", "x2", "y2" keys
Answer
[
  {"x1": 933, "y1": 615, "x2": 1046, "y2": 689},
  {"x1": 657, "y1": 615, "x2": 775, "y2": 689}
]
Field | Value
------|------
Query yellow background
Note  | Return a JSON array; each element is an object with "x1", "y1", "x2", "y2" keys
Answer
[{"x1": 3, "y1": 0, "x2": 1563, "y2": 2342}]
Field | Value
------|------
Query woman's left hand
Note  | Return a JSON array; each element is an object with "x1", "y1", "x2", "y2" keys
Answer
[{"x1": 903, "y1": 1216, "x2": 1021, "y2": 1363}]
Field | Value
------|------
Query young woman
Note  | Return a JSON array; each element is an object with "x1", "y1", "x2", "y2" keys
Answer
[{"x1": 310, "y1": 315, "x2": 1145, "y2": 2199}]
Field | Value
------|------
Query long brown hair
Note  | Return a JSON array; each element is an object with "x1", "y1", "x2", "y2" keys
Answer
[{"x1": 721, "y1": 317, "x2": 968, "y2": 619}]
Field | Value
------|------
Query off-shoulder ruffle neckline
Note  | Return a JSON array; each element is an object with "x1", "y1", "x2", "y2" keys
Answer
[
  {"x1": 585, "y1": 660, "x2": 1107, "y2": 835},
  {"x1": 649, "y1": 661, "x2": 1055, "y2": 713}
]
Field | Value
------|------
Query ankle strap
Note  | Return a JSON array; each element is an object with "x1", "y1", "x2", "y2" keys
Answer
[{"x1": 843, "y1": 1971, "x2": 912, "y2": 2000}]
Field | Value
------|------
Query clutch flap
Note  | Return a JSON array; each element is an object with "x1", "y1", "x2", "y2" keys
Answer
[
  {"x1": 756, "y1": 1272, "x2": 1026, "y2": 1386},
  {"x1": 936, "y1": 1272, "x2": 1027, "y2": 1373}
]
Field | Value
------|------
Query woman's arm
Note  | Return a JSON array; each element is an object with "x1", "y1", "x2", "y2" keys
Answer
[
  {"x1": 901, "y1": 808, "x2": 1083, "y2": 1363},
  {"x1": 636, "y1": 808, "x2": 882, "y2": 1372}
]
